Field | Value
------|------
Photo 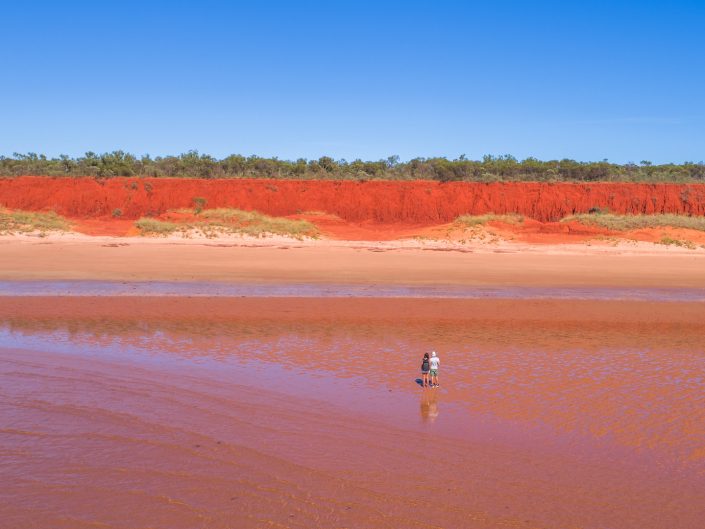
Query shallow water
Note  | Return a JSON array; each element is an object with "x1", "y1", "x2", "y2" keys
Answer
[
  {"x1": 3, "y1": 279, "x2": 705, "y2": 301},
  {"x1": 1, "y1": 295, "x2": 704, "y2": 528}
]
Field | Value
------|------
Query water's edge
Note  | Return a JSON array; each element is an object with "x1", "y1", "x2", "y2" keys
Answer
[{"x1": 2, "y1": 279, "x2": 705, "y2": 301}]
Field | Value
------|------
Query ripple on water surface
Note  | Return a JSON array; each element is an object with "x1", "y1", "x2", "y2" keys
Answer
[
  {"x1": 2, "y1": 295, "x2": 705, "y2": 529},
  {"x1": 3, "y1": 279, "x2": 705, "y2": 301}
]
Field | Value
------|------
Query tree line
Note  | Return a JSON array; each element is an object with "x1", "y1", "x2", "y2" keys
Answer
[{"x1": 1, "y1": 151, "x2": 704, "y2": 182}]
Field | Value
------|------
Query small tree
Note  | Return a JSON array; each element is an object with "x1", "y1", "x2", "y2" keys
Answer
[{"x1": 192, "y1": 197, "x2": 207, "y2": 214}]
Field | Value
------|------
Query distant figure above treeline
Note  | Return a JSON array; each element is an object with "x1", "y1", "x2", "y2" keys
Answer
[{"x1": 1, "y1": 151, "x2": 704, "y2": 183}]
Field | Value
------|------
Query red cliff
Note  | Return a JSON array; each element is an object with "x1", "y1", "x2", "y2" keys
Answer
[{"x1": 1, "y1": 177, "x2": 704, "y2": 223}]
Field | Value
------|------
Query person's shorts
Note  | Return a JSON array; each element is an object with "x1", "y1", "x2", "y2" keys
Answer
[
  {"x1": 430, "y1": 369, "x2": 438, "y2": 377},
  {"x1": 422, "y1": 369, "x2": 430, "y2": 375}
]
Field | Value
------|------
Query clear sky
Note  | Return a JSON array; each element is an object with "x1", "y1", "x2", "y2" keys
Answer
[{"x1": 1, "y1": 0, "x2": 703, "y2": 163}]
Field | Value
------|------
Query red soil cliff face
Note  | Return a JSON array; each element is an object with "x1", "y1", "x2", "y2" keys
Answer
[{"x1": 1, "y1": 176, "x2": 705, "y2": 223}]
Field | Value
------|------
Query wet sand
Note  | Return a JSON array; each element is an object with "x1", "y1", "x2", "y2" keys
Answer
[{"x1": 2, "y1": 295, "x2": 705, "y2": 528}]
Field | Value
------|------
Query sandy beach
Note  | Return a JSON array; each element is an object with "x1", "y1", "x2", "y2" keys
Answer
[{"x1": 2, "y1": 232, "x2": 705, "y2": 286}]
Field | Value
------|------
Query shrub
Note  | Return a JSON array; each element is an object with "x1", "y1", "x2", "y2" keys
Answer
[
  {"x1": 658, "y1": 236, "x2": 696, "y2": 249},
  {"x1": 192, "y1": 197, "x2": 207, "y2": 213},
  {"x1": 134, "y1": 218, "x2": 181, "y2": 236},
  {"x1": 588, "y1": 206, "x2": 609, "y2": 214},
  {"x1": 0, "y1": 209, "x2": 70, "y2": 234},
  {"x1": 455, "y1": 213, "x2": 525, "y2": 227},
  {"x1": 563, "y1": 213, "x2": 705, "y2": 232},
  {"x1": 140, "y1": 208, "x2": 319, "y2": 239}
]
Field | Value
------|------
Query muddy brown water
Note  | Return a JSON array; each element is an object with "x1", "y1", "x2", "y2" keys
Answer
[{"x1": 1, "y1": 292, "x2": 704, "y2": 528}]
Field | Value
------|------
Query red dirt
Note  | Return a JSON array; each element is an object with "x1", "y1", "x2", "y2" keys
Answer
[
  {"x1": 290, "y1": 212, "x2": 433, "y2": 240},
  {"x1": 450, "y1": 219, "x2": 616, "y2": 244},
  {"x1": 479, "y1": 220, "x2": 705, "y2": 245},
  {"x1": 71, "y1": 219, "x2": 139, "y2": 236},
  {"x1": 2, "y1": 176, "x2": 705, "y2": 225}
]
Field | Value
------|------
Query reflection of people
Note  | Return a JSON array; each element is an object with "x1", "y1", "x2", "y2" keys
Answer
[
  {"x1": 429, "y1": 351, "x2": 440, "y2": 387},
  {"x1": 420, "y1": 388, "x2": 439, "y2": 422},
  {"x1": 421, "y1": 352, "x2": 430, "y2": 387}
]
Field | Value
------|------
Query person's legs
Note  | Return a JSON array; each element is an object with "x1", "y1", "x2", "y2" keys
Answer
[{"x1": 422, "y1": 372, "x2": 429, "y2": 387}]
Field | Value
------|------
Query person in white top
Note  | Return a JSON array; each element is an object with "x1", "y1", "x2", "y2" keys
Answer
[{"x1": 429, "y1": 351, "x2": 440, "y2": 387}]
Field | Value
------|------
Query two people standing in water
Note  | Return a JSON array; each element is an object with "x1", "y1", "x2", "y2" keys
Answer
[
  {"x1": 421, "y1": 351, "x2": 440, "y2": 388},
  {"x1": 420, "y1": 351, "x2": 441, "y2": 422}
]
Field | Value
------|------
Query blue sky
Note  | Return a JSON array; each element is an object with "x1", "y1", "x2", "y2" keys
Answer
[{"x1": 1, "y1": 1, "x2": 703, "y2": 163}]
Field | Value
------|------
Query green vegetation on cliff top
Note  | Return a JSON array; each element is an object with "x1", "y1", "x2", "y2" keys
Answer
[{"x1": 2, "y1": 152, "x2": 704, "y2": 182}]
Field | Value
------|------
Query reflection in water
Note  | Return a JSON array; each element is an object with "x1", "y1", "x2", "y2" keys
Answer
[
  {"x1": 420, "y1": 389, "x2": 440, "y2": 423},
  {"x1": 5, "y1": 347, "x2": 704, "y2": 529},
  {"x1": 2, "y1": 311, "x2": 705, "y2": 465},
  {"x1": 3, "y1": 296, "x2": 705, "y2": 529},
  {"x1": 1, "y1": 297, "x2": 705, "y2": 467}
]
